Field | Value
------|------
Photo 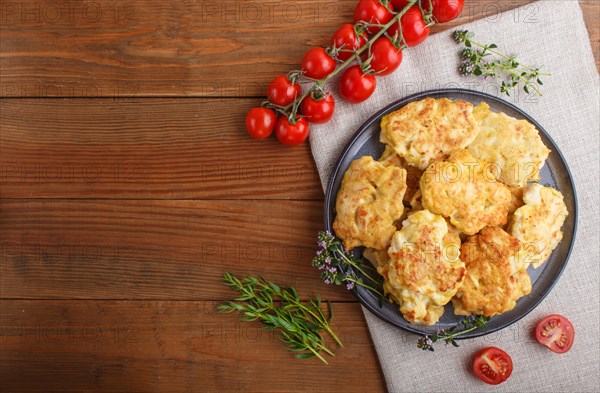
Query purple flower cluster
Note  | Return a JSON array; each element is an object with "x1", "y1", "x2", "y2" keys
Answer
[
  {"x1": 452, "y1": 29, "x2": 472, "y2": 44},
  {"x1": 312, "y1": 231, "x2": 356, "y2": 291},
  {"x1": 417, "y1": 335, "x2": 434, "y2": 351},
  {"x1": 459, "y1": 62, "x2": 475, "y2": 75},
  {"x1": 459, "y1": 48, "x2": 480, "y2": 76}
]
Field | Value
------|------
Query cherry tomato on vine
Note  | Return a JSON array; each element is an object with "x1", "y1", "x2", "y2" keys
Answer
[
  {"x1": 369, "y1": 37, "x2": 403, "y2": 76},
  {"x1": 388, "y1": 6, "x2": 430, "y2": 47},
  {"x1": 340, "y1": 65, "x2": 376, "y2": 103},
  {"x1": 353, "y1": 0, "x2": 395, "y2": 34},
  {"x1": 267, "y1": 75, "x2": 301, "y2": 106},
  {"x1": 473, "y1": 347, "x2": 513, "y2": 385},
  {"x1": 331, "y1": 23, "x2": 368, "y2": 61},
  {"x1": 275, "y1": 116, "x2": 309, "y2": 146},
  {"x1": 426, "y1": 0, "x2": 464, "y2": 23},
  {"x1": 301, "y1": 93, "x2": 335, "y2": 124},
  {"x1": 301, "y1": 48, "x2": 336, "y2": 80},
  {"x1": 535, "y1": 314, "x2": 575, "y2": 354},
  {"x1": 245, "y1": 107, "x2": 277, "y2": 139}
]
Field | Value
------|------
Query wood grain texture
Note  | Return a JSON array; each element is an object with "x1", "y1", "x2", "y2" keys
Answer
[
  {"x1": 1, "y1": 2, "x2": 599, "y2": 392},
  {"x1": 0, "y1": 98, "x2": 322, "y2": 199},
  {"x1": 0, "y1": 0, "x2": 355, "y2": 97},
  {"x1": 0, "y1": 199, "x2": 357, "y2": 300},
  {"x1": 0, "y1": 300, "x2": 385, "y2": 393},
  {"x1": 2, "y1": 0, "x2": 596, "y2": 97}
]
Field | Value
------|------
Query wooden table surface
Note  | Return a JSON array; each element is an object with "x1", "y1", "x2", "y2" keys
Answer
[{"x1": 1, "y1": 1, "x2": 598, "y2": 391}]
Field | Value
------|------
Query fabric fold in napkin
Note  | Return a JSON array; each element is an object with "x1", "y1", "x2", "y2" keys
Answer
[{"x1": 309, "y1": 1, "x2": 599, "y2": 391}]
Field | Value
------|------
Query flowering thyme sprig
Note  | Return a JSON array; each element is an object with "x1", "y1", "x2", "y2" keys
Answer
[
  {"x1": 417, "y1": 315, "x2": 491, "y2": 351},
  {"x1": 312, "y1": 231, "x2": 385, "y2": 296},
  {"x1": 453, "y1": 29, "x2": 550, "y2": 96}
]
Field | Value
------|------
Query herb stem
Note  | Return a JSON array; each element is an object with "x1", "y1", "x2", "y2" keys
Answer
[
  {"x1": 441, "y1": 324, "x2": 479, "y2": 341},
  {"x1": 220, "y1": 273, "x2": 342, "y2": 364},
  {"x1": 285, "y1": 294, "x2": 344, "y2": 347},
  {"x1": 466, "y1": 38, "x2": 548, "y2": 76},
  {"x1": 345, "y1": 277, "x2": 385, "y2": 296},
  {"x1": 509, "y1": 69, "x2": 543, "y2": 96},
  {"x1": 316, "y1": 342, "x2": 336, "y2": 357},
  {"x1": 454, "y1": 29, "x2": 549, "y2": 97},
  {"x1": 335, "y1": 246, "x2": 380, "y2": 284},
  {"x1": 313, "y1": 231, "x2": 388, "y2": 305},
  {"x1": 417, "y1": 315, "x2": 490, "y2": 351},
  {"x1": 320, "y1": 323, "x2": 343, "y2": 348},
  {"x1": 308, "y1": 345, "x2": 329, "y2": 364}
]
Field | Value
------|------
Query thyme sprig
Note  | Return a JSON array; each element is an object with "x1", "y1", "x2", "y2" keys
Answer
[
  {"x1": 218, "y1": 272, "x2": 342, "y2": 364},
  {"x1": 453, "y1": 29, "x2": 550, "y2": 96},
  {"x1": 312, "y1": 231, "x2": 385, "y2": 298},
  {"x1": 417, "y1": 315, "x2": 491, "y2": 351}
]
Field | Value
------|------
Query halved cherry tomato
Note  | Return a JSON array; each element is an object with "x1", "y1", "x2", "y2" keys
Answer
[
  {"x1": 245, "y1": 107, "x2": 276, "y2": 139},
  {"x1": 369, "y1": 37, "x2": 403, "y2": 76},
  {"x1": 301, "y1": 48, "x2": 336, "y2": 80},
  {"x1": 353, "y1": 0, "x2": 394, "y2": 33},
  {"x1": 331, "y1": 24, "x2": 368, "y2": 61},
  {"x1": 388, "y1": 6, "x2": 430, "y2": 47},
  {"x1": 275, "y1": 116, "x2": 309, "y2": 146},
  {"x1": 535, "y1": 314, "x2": 575, "y2": 354},
  {"x1": 267, "y1": 75, "x2": 301, "y2": 106},
  {"x1": 426, "y1": 0, "x2": 464, "y2": 23},
  {"x1": 301, "y1": 93, "x2": 335, "y2": 124},
  {"x1": 339, "y1": 65, "x2": 376, "y2": 103},
  {"x1": 473, "y1": 347, "x2": 513, "y2": 385}
]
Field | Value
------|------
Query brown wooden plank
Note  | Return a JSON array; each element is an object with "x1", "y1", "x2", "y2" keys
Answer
[
  {"x1": 0, "y1": 0, "x2": 356, "y2": 97},
  {"x1": 580, "y1": 0, "x2": 600, "y2": 72},
  {"x1": 4, "y1": 0, "x2": 595, "y2": 97},
  {"x1": 0, "y1": 300, "x2": 385, "y2": 393},
  {"x1": 0, "y1": 98, "x2": 322, "y2": 199},
  {"x1": 0, "y1": 199, "x2": 358, "y2": 301}
]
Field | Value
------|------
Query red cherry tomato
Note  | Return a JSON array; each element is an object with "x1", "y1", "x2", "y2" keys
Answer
[
  {"x1": 388, "y1": 6, "x2": 430, "y2": 47},
  {"x1": 301, "y1": 48, "x2": 336, "y2": 80},
  {"x1": 301, "y1": 93, "x2": 335, "y2": 124},
  {"x1": 339, "y1": 65, "x2": 376, "y2": 104},
  {"x1": 427, "y1": 0, "x2": 464, "y2": 23},
  {"x1": 245, "y1": 107, "x2": 277, "y2": 139},
  {"x1": 394, "y1": 0, "x2": 463, "y2": 23},
  {"x1": 275, "y1": 116, "x2": 309, "y2": 146},
  {"x1": 391, "y1": 0, "x2": 407, "y2": 8},
  {"x1": 353, "y1": 0, "x2": 394, "y2": 34},
  {"x1": 331, "y1": 23, "x2": 368, "y2": 61},
  {"x1": 267, "y1": 75, "x2": 301, "y2": 106},
  {"x1": 473, "y1": 347, "x2": 513, "y2": 385},
  {"x1": 369, "y1": 37, "x2": 403, "y2": 76},
  {"x1": 535, "y1": 314, "x2": 575, "y2": 354}
]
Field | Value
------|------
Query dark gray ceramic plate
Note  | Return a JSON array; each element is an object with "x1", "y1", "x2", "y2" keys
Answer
[{"x1": 324, "y1": 89, "x2": 577, "y2": 338}]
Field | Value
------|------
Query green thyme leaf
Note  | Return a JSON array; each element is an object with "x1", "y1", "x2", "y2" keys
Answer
[
  {"x1": 417, "y1": 316, "x2": 491, "y2": 351},
  {"x1": 454, "y1": 29, "x2": 550, "y2": 96},
  {"x1": 219, "y1": 272, "x2": 342, "y2": 364}
]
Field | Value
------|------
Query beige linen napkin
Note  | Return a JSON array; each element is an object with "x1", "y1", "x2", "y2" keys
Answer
[{"x1": 309, "y1": 1, "x2": 599, "y2": 391}]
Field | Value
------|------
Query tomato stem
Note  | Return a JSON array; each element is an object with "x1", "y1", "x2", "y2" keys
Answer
[
  {"x1": 316, "y1": 1, "x2": 418, "y2": 85},
  {"x1": 277, "y1": 0, "x2": 421, "y2": 118},
  {"x1": 418, "y1": 0, "x2": 435, "y2": 25}
]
